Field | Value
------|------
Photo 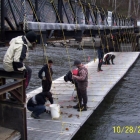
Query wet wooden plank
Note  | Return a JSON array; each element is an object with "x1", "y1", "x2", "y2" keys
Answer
[{"x1": 0, "y1": 127, "x2": 21, "y2": 140}]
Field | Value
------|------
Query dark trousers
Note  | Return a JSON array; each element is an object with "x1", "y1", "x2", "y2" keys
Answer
[
  {"x1": 98, "y1": 58, "x2": 103, "y2": 70},
  {"x1": 27, "y1": 105, "x2": 46, "y2": 116},
  {"x1": 42, "y1": 80, "x2": 52, "y2": 92},
  {"x1": 25, "y1": 65, "x2": 32, "y2": 88},
  {"x1": 104, "y1": 58, "x2": 114, "y2": 64},
  {"x1": 14, "y1": 65, "x2": 32, "y2": 89},
  {"x1": 111, "y1": 58, "x2": 114, "y2": 64},
  {"x1": 104, "y1": 59, "x2": 110, "y2": 64},
  {"x1": 77, "y1": 88, "x2": 87, "y2": 107}
]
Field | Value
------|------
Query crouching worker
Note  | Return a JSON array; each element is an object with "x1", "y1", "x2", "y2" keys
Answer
[
  {"x1": 104, "y1": 54, "x2": 115, "y2": 65},
  {"x1": 72, "y1": 60, "x2": 88, "y2": 111},
  {"x1": 27, "y1": 91, "x2": 53, "y2": 119}
]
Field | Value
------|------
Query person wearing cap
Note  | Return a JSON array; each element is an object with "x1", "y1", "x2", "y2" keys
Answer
[
  {"x1": 38, "y1": 60, "x2": 53, "y2": 93},
  {"x1": 97, "y1": 45, "x2": 104, "y2": 72},
  {"x1": 72, "y1": 60, "x2": 88, "y2": 111},
  {"x1": 27, "y1": 91, "x2": 53, "y2": 119},
  {"x1": 3, "y1": 31, "x2": 37, "y2": 88}
]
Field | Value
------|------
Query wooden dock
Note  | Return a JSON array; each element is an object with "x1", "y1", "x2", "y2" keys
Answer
[
  {"x1": 0, "y1": 127, "x2": 21, "y2": 140},
  {"x1": 26, "y1": 52, "x2": 139, "y2": 140}
]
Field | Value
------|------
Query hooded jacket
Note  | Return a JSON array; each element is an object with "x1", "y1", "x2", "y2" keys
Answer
[{"x1": 3, "y1": 36, "x2": 32, "y2": 71}]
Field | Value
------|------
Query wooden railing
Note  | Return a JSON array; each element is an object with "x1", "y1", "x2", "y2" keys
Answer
[{"x1": 0, "y1": 68, "x2": 27, "y2": 140}]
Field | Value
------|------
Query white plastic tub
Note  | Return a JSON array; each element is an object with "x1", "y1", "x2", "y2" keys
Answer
[{"x1": 49, "y1": 104, "x2": 60, "y2": 119}]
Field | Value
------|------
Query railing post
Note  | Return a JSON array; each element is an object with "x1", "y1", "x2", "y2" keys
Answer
[
  {"x1": 1, "y1": 0, "x2": 5, "y2": 42},
  {"x1": 58, "y1": 0, "x2": 63, "y2": 23},
  {"x1": 86, "y1": 5, "x2": 90, "y2": 24}
]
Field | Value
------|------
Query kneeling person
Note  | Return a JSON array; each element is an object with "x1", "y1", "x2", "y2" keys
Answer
[
  {"x1": 27, "y1": 92, "x2": 53, "y2": 119},
  {"x1": 104, "y1": 54, "x2": 115, "y2": 65}
]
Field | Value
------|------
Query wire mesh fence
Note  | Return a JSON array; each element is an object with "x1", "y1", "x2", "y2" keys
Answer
[{"x1": 1, "y1": 0, "x2": 90, "y2": 30}]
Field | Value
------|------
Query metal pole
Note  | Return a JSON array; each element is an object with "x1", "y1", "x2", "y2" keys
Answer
[
  {"x1": 8, "y1": 0, "x2": 19, "y2": 29},
  {"x1": 5, "y1": 17, "x2": 15, "y2": 30},
  {"x1": 58, "y1": 0, "x2": 63, "y2": 23},
  {"x1": 75, "y1": 0, "x2": 77, "y2": 24},
  {"x1": 1, "y1": 0, "x2": 5, "y2": 42},
  {"x1": 35, "y1": 0, "x2": 38, "y2": 11},
  {"x1": 34, "y1": 0, "x2": 39, "y2": 21},
  {"x1": 86, "y1": 6, "x2": 89, "y2": 24},
  {"x1": 62, "y1": 2, "x2": 70, "y2": 23}
]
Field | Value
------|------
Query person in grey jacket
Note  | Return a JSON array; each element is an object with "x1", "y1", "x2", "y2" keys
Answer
[
  {"x1": 3, "y1": 31, "x2": 37, "y2": 88},
  {"x1": 72, "y1": 60, "x2": 88, "y2": 111}
]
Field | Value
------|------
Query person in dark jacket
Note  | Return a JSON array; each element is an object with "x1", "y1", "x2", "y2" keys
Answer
[
  {"x1": 27, "y1": 91, "x2": 53, "y2": 119},
  {"x1": 72, "y1": 60, "x2": 88, "y2": 111},
  {"x1": 97, "y1": 46, "x2": 104, "y2": 72},
  {"x1": 38, "y1": 60, "x2": 53, "y2": 92}
]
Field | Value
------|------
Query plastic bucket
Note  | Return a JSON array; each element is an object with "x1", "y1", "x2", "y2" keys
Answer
[{"x1": 50, "y1": 104, "x2": 60, "y2": 119}]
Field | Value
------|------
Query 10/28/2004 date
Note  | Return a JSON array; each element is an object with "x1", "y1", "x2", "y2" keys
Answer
[{"x1": 113, "y1": 126, "x2": 140, "y2": 134}]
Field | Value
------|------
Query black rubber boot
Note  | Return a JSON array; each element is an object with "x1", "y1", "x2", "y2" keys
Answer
[
  {"x1": 31, "y1": 112, "x2": 40, "y2": 119},
  {"x1": 73, "y1": 103, "x2": 81, "y2": 109}
]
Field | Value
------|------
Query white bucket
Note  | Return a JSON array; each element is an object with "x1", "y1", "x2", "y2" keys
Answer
[{"x1": 50, "y1": 104, "x2": 60, "y2": 119}]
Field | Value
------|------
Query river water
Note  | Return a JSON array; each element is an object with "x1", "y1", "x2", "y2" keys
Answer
[{"x1": 0, "y1": 45, "x2": 140, "y2": 140}]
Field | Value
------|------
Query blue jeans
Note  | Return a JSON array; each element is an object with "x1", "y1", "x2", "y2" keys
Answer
[{"x1": 27, "y1": 105, "x2": 46, "y2": 116}]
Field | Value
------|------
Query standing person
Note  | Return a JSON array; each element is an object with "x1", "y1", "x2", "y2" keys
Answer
[
  {"x1": 97, "y1": 45, "x2": 104, "y2": 72},
  {"x1": 27, "y1": 91, "x2": 53, "y2": 119},
  {"x1": 72, "y1": 60, "x2": 88, "y2": 111},
  {"x1": 3, "y1": 31, "x2": 37, "y2": 88},
  {"x1": 38, "y1": 60, "x2": 53, "y2": 92}
]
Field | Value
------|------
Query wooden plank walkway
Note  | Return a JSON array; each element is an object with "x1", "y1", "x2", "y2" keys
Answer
[
  {"x1": 0, "y1": 127, "x2": 21, "y2": 140},
  {"x1": 26, "y1": 52, "x2": 139, "y2": 140}
]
